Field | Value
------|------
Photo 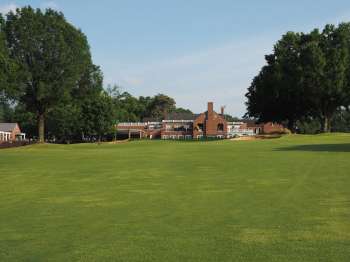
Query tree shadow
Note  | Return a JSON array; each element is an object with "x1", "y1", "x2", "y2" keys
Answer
[{"x1": 276, "y1": 143, "x2": 350, "y2": 153}]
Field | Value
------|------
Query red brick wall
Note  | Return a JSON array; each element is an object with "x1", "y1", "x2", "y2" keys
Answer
[
  {"x1": 193, "y1": 113, "x2": 206, "y2": 138},
  {"x1": 11, "y1": 124, "x2": 21, "y2": 141},
  {"x1": 205, "y1": 112, "x2": 227, "y2": 137},
  {"x1": 193, "y1": 102, "x2": 227, "y2": 138},
  {"x1": 262, "y1": 122, "x2": 285, "y2": 134}
]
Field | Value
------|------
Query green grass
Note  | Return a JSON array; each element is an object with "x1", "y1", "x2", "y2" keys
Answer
[{"x1": 0, "y1": 134, "x2": 350, "y2": 261}]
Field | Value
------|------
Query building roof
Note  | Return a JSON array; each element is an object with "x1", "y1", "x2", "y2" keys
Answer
[
  {"x1": 164, "y1": 112, "x2": 197, "y2": 121},
  {"x1": 0, "y1": 123, "x2": 18, "y2": 132},
  {"x1": 142, "y1": 117, "x2": 161, "y2": 122},
  {"x1": 242, "y1": 119, "x2": 260, "y2": 127}
]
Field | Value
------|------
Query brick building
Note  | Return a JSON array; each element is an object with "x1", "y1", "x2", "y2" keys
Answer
[
  {"x1": 117, "y1": 102, "x2": 285, "y2": 139},
  {"x1": 0, "y1": 123, "x2": 26, "y2": 143}
]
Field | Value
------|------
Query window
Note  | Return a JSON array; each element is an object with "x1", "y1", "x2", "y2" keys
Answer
[
  {"x1": 217, "y1": 123, "x2": 224, "y2": 131},
  {"x1": 196, "y1": 123, "x2": 204, "y2": 131}
]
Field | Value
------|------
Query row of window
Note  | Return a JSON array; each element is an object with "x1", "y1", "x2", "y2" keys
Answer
[
  {"x1": 165, "y1": 124, "x2": 192, "y2": 131},
  {"x1": 161, "y1": 135, "x2": 225, "y2": 140},
  {"x1": 162, "y1": 135, "x2": 193, "y2": 140},
  {"x1": 194, "y1": 123, "x2": 224, "y2": 132}
]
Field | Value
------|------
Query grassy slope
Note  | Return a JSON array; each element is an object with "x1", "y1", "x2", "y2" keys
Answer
[{"x1": 0, "y1": 134, "x2": 349, "y2": 261}]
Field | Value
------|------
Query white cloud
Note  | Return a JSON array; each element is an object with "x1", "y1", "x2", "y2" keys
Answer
[{"x1": 0, "y1": 3, "x2": 17, "y2": 15}]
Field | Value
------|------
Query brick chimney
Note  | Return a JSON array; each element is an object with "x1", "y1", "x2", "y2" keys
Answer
[
  {"x1": 221, "y1": 106, "x2": 225, "y2": 115},
  {"x1": 208, "y1": 102, "x2": 213, "y2": 116}
]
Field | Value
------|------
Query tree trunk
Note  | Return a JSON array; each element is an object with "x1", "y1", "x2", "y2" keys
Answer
[
  {"x1": 322, "y1": 115, "x2": 331, "y2": 133},
  {"x1": 38, "y1": 114, "x2": 45, "y2": 143},
  {"x1": 287, "y1": 120, "x2": 296, "y2": 133}
]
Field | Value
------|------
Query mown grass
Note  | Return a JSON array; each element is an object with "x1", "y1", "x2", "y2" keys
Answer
[{"x1": 0, "y1": 134, "x2": 350, "y2": 261}]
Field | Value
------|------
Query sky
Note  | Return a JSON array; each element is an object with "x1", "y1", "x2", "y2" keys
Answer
[{"x1": 1, "y1": 1, "x2": 350, "y2": 116}]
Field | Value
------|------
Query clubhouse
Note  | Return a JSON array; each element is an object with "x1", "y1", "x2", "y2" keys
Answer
[{"x1": 117, "y1": 102, "x2": 284, "y2": 139}]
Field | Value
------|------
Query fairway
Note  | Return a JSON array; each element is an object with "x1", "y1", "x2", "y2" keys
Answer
[{"x1": 0, "y1": 135, "x2": 350, "y2": 261}]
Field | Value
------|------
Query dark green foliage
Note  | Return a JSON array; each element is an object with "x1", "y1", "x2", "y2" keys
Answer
[
  {"x1": 45, "y1": 65, "x2": 115, "y2": 143},
  {"x1": 46, "y1": 103, "x2": 81, "y2": 143},
  {"x1": 246, "y1": 23, "x2": 350, "y2": 132},
  {"x1": 0, "y1": 14, "x2": 17, "y2": 96},
  {"x1": 11, "y1": 104, "x2": 37, "y2": 137},
  {"x1": 296, "y1": 118, "x2": 322, "y2": 134},
  {"x1": 3, "y1": 7, "x2": 92, "y2": 142},
  {"x1": 148, "y1": 94, "x2": 176, "y2": 120},
  {"x1": 107, "y1": 85, "x2": 189, "y2": 122},
  {"x1": 331, "y1": 108, "x2": 350, "y2": 132},
  {"x1": 172, "y1": 107, "x2": 193, "y2": 114},
  {"x1": 80, "y1": 91, "x2": 115, "y2": 141},
  {"x1": 246, "y1": 32, "x2": 306, "y2": 131},
  {"x1": 0, "y1": 99, "x2": 13, "y2": 122}
]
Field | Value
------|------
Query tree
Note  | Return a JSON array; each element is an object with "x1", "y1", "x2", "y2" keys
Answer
[
  {"x1": 107, "y1": 86, "x2": 188, "y2": 123},
  {"x1": 0, "y1": 14, "x2": 17, "y2": 101},
  {"x1": 245, "y1": 55, "x2": 293, "y2": 129},
  {"x1": 246, "y1": 23, "x2": 350, "y2": 132},
  {"x1": 331, "y1": 107, "x2": 350, "y2": 132},
  {"x1": 0, "y1": 98, "x2": 14, "y2": 122},
  {"x1": 46, "y1": 103, "x2": 81, "y2": 143},
  {"x1": 317, "y1": 24, "x2": 350, "y2": 132},
  {"x1": 113, "y1": 91, "x2": 144, "y2": 122},
  {"x1": 80, "y1": 91, "x2": 114, "y2": 142},
  {"x1": 246, "y1": 32, "x2": 308, "y2": 132},
  {"x1": 149, "y1": 94, "x2": 176, "y2": 120},
  {"x1": 3, "y1": 7, "x2": 91, "y2": 142}
]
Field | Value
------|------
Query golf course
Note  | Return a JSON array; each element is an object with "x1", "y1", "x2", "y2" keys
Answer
[{"x1": 0, "y1": 134, "x2": 350, "y2": 261}]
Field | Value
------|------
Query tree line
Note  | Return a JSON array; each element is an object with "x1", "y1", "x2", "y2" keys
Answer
[
  {"x1": 0, "y1": 7, "x2": 194, "y2": 143},
  {"x1": 245, "y1": 23, "x2": 350, "y2": 133}
]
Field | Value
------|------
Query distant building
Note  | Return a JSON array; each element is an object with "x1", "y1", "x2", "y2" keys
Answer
[
  {"x1": 116, "y1": 102, "x2": 285, "y2": 139},
  {"x1": 227, "y1": 121, "x2": 256, "y2": 137},
  {"x1": 0, "y1": 123, "x2": 26, "y2": 143}
]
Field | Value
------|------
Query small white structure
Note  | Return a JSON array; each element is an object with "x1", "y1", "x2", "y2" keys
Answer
[
  {"x1": 0, "y1": 131, "x2": 12, "y2": 141},
  {"x1": 227, "y1": 122, "x2": 256, "y2": 138}
]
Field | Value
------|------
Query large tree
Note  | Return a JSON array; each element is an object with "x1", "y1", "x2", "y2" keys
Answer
[
  {"x1": 317, "y1": 24, "x2": 350, "y2": 132},
  {"x1": 246, "y1": 23, "x2": 350, "y2": 132},
  {"x1": 3, "y1": 7, "x2": 91, "y2": 142},
  {"x1": 246, "y1": 32, "x2": 307, "y2": 131},
  {"x1": 0, "y1": 14, "x2": 16, "y2": 97}
]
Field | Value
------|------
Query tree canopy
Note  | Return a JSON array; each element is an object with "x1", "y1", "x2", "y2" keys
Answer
[
  {"x1": 3, "y1": 7, "x2": 92, "y2": 142},
  {"x1": 245, "y1": 23, "x2": 350, "y2": 132}
]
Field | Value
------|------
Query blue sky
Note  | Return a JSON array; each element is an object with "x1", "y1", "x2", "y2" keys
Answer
[{"x1": 1, "y1": 1, "x2": 350, "y2": 116}]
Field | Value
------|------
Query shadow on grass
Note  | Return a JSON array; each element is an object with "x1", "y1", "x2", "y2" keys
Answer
[{"x1": 276, "y1": 143, "x2": 350, "y2": 152}]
